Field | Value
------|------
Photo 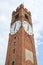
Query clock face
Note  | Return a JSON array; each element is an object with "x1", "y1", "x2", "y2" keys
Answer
[
  {"x1": 10, "y1": 20, "x2": 33, "y2": 35},
  {"x1": 10, "y1": 21, "x2": 21, "y2": 35},
  {"x1": 22, "y1": 21, "x2": 33, "y2": 35}
]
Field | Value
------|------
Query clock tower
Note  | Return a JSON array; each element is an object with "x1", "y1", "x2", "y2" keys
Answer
[{"x1": 5, "y1": 4, "x2": 37, "y2": 65}]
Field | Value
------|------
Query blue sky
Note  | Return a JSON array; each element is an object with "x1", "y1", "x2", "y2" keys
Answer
[{"x1": 0, "y1": 0, "x2": 43, "y2": 65}]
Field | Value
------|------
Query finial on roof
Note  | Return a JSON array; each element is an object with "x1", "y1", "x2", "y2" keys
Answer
[
  {"x1": 12, "y1": 11, "x2": 15, "y2": 16},
  {"x1": 20, "y1": 4, "x2": 24, "y2": 8}
]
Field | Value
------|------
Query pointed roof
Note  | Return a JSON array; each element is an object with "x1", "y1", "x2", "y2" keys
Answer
[{"x1": 12, "y1": 4, "x2": 31, "y2": 16}]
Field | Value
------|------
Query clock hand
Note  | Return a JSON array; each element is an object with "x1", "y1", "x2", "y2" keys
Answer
[{"x1": 14, "y1": 23, "x2": 16, "y2": 31}]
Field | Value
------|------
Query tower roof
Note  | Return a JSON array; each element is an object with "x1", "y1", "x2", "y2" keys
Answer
[{"x1": 12, "y1": 4, "x2": 31, "y2": 16}]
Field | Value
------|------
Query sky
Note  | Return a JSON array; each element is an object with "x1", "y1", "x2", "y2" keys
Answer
[{"x1": 0, "y1": 0, "x2": 43, "y2": 65}]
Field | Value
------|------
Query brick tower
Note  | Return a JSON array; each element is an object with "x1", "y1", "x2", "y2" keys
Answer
[{"x1": 5, "y1": 4, "x2": 37, "y2": 65}]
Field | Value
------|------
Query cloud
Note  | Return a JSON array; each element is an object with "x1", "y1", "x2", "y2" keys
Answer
[{"x1": 0, "y1": 0, "x2": 43, "y2": 65}]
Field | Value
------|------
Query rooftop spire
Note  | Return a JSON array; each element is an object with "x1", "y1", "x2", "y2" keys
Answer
[{"x1": 20, "y1": 4, "x2": 24, "y2": 8}]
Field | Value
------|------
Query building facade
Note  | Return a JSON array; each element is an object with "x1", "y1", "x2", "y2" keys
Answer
[{"x1": 5, "y1": 4, "x2": 37, "y2": 65}]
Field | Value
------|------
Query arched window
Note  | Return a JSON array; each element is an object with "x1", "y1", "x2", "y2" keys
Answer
[
  {"x1": 13, "y1": 49, "x2": 15, "y2": 53},
  {"x1": 25, "y1": 14, "x2": 28, "y2": 19},
  {"x1": 15, "y1": 13, "x2": 19, "y2": 19},
  {"x1": 12, "y1": 61, "x2": 14, "y2": 65}
]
